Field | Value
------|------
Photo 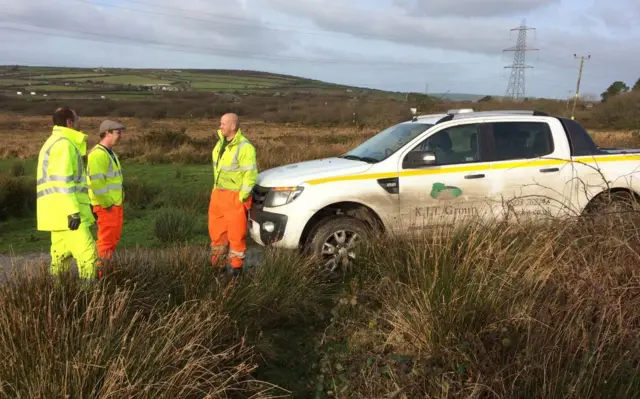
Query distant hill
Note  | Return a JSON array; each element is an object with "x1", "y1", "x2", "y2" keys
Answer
[
  {"x1": 427, "y1": 92, "x2": 490, "y2": 102},
  {"x1": 0, "y1": 65, "x2": 401, "y2": 100}
]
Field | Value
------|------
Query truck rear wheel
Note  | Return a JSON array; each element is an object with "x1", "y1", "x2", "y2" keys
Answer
[{"x1": 306, "y1": 215, "x2": 370, "y2": 276}]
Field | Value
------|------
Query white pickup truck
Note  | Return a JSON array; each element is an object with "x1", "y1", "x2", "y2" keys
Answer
[{"x1": 248, "y1": 109, "x2": 640, "y2": 270}]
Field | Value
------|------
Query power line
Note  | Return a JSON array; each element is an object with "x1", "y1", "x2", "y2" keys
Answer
[
  {"x1": 571, "y1": 54, "x2": 590, "y2": 120},
  {"x1": 503, "y1": 19, "x2": 538, "y2": 101}
]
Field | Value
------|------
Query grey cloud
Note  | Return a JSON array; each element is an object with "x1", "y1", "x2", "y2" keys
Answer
[
  {"x1": 0, "y1": 0, "x2": 290, "y2": 58},
  {"x1": 266, "y1": 0, "x2": 639, "y2": 84},
  {"x1": 393, "y1": 0, "x2": 560, "y2": 17},
  {"x1": 267, "y1": 0, "x2": 529, "y2": 56}
]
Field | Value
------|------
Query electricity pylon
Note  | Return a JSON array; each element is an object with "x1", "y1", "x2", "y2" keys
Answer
[{"x1": 503, "y1": 19, "x2": 538, "y2": 101}]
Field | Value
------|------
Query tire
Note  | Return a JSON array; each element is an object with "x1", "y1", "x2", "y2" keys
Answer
[
  {"x1": 306, "y1": 215, "x2": 371, "y2": 276},
  {"x1": 582, "y1": 190, "x2": 640, "y2": 229},
  {"x1": 586, "y1": 190, "x2": 638, "y2": 215}
]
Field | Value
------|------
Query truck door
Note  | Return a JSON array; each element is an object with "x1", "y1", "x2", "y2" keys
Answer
[
  {"x1": 483, "y1": 120, "x2": 576, "y2": 223},
  {"x1": 396, "y1": 122, "x2": 497, "y2": 231}
]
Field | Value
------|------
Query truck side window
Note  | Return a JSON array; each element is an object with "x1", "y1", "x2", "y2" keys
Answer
[
  {"x1": 488, "y1": 121, "x2": 554, "y2": 161},
  {"x1": 409, "y1": 123, "x2": 480, "y2": 166}
]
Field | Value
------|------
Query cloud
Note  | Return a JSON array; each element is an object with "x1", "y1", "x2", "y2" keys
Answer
[
  {"x1": 393, "y1": 0, "x2": 560, "y2": 17},
  {"x1": 0, "y1": 0, "x2": 291, "y2": 58},
  {"x1": 265, "y1": 0, "x2": 639, "y2": 81},
  {"x1": 0, "y1": 0, "x2": 638, "y2": 97}
]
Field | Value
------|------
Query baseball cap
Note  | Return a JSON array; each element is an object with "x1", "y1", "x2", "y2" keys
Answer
[{"x1": 99, "y1": 120, "x2": 126, "y2": 133}]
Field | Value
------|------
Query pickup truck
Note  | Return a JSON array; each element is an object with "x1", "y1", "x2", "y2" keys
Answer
[{"x1": 248, "y1": 108, "x2": 640, "y2": 271}]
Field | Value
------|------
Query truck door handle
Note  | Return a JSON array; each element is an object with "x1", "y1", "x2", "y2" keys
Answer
[
  {"x1": 539, "y1": 167, "x2": 559, "y2": 173},
  {"x1": 464, "y1": 173, "x2": 485, "y2": 179}
]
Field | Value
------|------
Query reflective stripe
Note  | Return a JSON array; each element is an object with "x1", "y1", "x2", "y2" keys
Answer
[
  {"x1": 220, "y1": 164, "x2": 256, "y2": 172},
  {"x1": 37, "y1": 175, "x2": 76, "y2": 185},
  {"x1": 37, "y1": 186, "x2": 88, "y2": 198},
  {"x1": 92, "y1": 184, "x2": 124, "y2": 195},
  {"x1": 232, "y1": 141, "x2": 247, "y2": 167},
  {"x1": 228, "y1": 250, "x2": 245, "y2": 259},
  {"x1": 90, "y1": 146, "x2": 121, "y2": 178},
  {"x1": 241, "y1": 185, "x2": 253, "y2": 192},
  {"x1": 218, "y1": 141, "x2": 255, "y2": 172},
  {"x1": 39, "y1": 137, "x2": 83, "y2": 185}
]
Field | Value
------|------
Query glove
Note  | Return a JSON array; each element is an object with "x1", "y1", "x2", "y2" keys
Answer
[{"x1": 68, "y1": 213, "x2": 81, "y2": 230}]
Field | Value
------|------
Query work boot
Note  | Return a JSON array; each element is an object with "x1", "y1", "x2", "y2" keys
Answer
[{"x1": 227, "y1": 267, "x2": 243, "y2": 278}]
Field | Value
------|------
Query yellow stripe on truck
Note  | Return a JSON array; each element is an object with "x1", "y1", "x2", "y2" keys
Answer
[{"x1": 304, "y1": 154, "x2": 640, "y2": 186}]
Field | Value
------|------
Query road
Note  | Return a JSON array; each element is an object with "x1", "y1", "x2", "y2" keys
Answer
[{"x1": 0, "y1": 246, "x2": 266, "y2": 284}]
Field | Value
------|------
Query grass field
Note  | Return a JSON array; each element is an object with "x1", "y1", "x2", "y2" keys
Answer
[
  {"x1": 0, "y1": 66, "x2": 340, "y2": 97},
  {"x1": 2, "y1": 211, "x2": 640, "y2": 397},
  {"x1": 1, "y1": 82, "x2": 640, "y2": 396},
  {"x1": 1, "y1": 113, "x2": 638, "y2": 255}
]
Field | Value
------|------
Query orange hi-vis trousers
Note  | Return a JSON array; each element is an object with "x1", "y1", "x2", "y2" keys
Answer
[
  {"x1": 93, "y1": 204, "x2": 123, "y2": 262},
  {"x1": 208, "y1": 188, "x2": 252, "y2": 269}
]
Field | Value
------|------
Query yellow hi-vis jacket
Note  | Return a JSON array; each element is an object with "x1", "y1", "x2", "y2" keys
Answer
[
  {"x1": 87, "y1": 144, "x2": 124, "y2": 208},
  {"x1": 212, "y1": 128, "x2": 258, "y2": 202},
  {"x1": 36, "y1": 126, "x2": 94, "y2": 231}
]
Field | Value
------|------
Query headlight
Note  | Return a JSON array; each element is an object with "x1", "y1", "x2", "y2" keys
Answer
[{"x1": 264, "y1": 186, "x2": 304, "y2": 208}]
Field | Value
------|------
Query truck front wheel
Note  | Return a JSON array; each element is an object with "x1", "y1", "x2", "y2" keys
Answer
[{"x1": 306, "y1": 215, "x2": 370, "y2": 275}]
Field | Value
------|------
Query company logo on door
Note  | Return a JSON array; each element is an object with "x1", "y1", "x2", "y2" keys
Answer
[{"x1": 430, "y1": 182, "x2": 462, "y2": 200}]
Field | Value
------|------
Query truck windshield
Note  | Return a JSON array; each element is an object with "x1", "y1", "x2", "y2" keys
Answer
[{"x1": 340, "y1": 122, "x2": 433, "y2": 163}]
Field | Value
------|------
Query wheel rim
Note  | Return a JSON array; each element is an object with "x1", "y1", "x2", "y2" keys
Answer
[{"x1": 320, "y1": 229, "x2": 360, "y2": 272}]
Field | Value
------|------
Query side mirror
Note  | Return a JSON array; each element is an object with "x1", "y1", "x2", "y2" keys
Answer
[{"x1": 403, "y1": 150, "x2": 436, "y2": 168}]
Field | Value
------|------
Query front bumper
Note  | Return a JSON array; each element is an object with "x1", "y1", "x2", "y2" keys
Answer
[{"x1": 249, "y1": 207, "x2": 288, "y2": 246}]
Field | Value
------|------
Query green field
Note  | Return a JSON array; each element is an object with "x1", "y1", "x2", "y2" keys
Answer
[
  {"x1": 0, "y1": 158, "x2": 215, "y2": 255},
  {"x1": 0, "y1": 66, "x2": 357, "y2": 99}
]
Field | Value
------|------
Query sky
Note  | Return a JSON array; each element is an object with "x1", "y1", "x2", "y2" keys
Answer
[{"x1": 0, "y1": 0, "x2": 638, "y2": 99}]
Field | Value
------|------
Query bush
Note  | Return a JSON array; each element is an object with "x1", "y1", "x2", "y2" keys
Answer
[
  {"x1": 123, "y1": 177, "x2": 158, "y2": 209},
  {"x1": 580, "y1": 91, "x2": 640, "y2": 130},
  {"x1": 140, "y1": 127, "x2": 191, "y2": 149},
  {"x1": 9, "y1": 160, "x2": 26, "y2": 177},
  {"x1": 0, "y1": 176, "x2": 35, "y2": 220},
  {"x1": 154, "y1": 207, "x2": 197, "y2": 243}
]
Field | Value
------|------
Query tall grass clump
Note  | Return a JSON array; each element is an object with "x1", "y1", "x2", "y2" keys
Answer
[
  {"x1": 153, "y1": 207, "x2": 198, "y2": 243},
  {"x1": 0, "y1": 175, "x2": 35, "y2": 220},
  {"x1": 9, "y1": 159, "x2": 26, "y2": 177},
  {"x1": 317, "y1": 216, "x2": 640, "y2": 398},
  {"x1": 123, "y1": 177, "x2": 159, "y2": 209},
  {"x1": 0, "y1": 244, "x2": 334, "y2": 398},
  {"x1": 0, "y1": 265, "x2": 282, "y2": 398}
]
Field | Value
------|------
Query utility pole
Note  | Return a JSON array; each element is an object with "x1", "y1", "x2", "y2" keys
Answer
[
  {"x1": 503, "y1": 19, "x2": 538, "y2": 102},
  {"x1": 565, "y1": 89, "x2": 572, "y2": 111},
  {"x1": 571, "y1": 54, "x2": 590, "y2": 120}
]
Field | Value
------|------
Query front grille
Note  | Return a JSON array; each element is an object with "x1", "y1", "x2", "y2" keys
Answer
[{"x1": 252, "y1": 185, "x2": 269, "y2": 210}]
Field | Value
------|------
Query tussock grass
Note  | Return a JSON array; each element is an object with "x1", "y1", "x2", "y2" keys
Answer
[
  {"x1": 153, "y1": 207, "x2": 198, "y2": 243},
  {"x1": 0, "y1": 245, "x2": 332, "y2": 398},
  {"x1": 314, "y1": 216, "x2": 640, "y2": 397},
  {"x1": 122, "y1": 177, "x2": 159, "y2": 209},
  {"x1": 2, "y1": 214, "x2": 640, "y2": 397},
  {"x1": 0, "y1": 175, "x2": 35, "y2": 220}
]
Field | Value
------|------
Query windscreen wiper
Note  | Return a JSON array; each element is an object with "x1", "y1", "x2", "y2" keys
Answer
[{"x1": 340, "y1": 155, "x2": 379, "y2": 163}]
